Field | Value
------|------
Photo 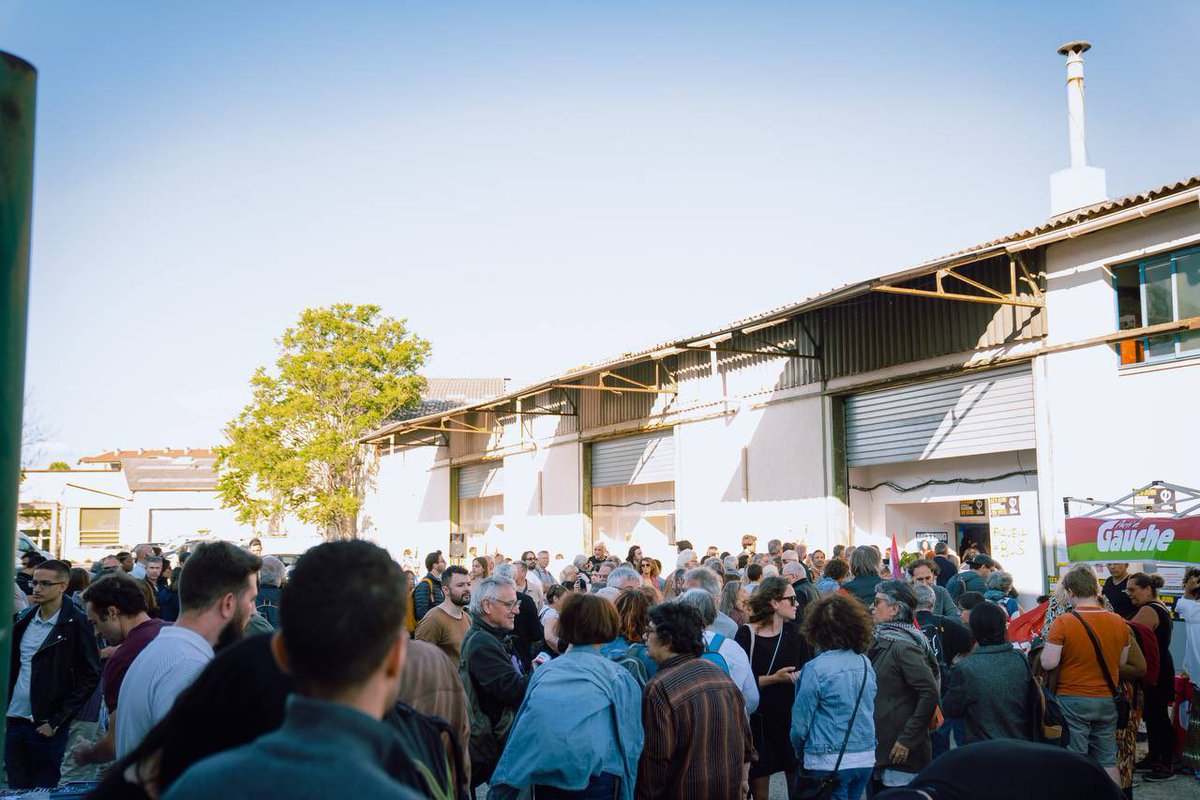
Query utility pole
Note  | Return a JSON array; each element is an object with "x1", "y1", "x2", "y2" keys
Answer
[{"x1": 0, "y1": 49, "x2": 38, "y2": 758}]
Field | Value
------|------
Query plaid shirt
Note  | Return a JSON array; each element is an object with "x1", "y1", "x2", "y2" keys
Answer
[{"x1": 636, "y1": 654, "x2": 752, "y2": 800}]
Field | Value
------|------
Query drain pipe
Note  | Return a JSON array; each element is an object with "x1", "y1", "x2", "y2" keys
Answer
[{"x1": 0, "y1": 50, "x2": 37, "y2": 759}]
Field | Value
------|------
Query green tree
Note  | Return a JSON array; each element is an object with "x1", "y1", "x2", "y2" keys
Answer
[
  {"x1": 216, "y1": 304, "x2": 429, "y2": 539},
  {"x1": 47, "y1": 461, "x2": 70, "y2": 471}
]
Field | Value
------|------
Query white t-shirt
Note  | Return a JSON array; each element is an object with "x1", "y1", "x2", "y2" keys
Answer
[
  {"x1": 1175, "y1": 596, "x2": 1200, "y2": 682},
  {"x1": 116, "y1": 625, "x2": 214, "y2": 758},
  {"x1": 703, "y1": 629, "x2": 759, "y2": 714}
]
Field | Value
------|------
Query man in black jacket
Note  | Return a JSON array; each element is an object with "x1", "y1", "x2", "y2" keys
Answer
[
  {"x1": 459, "y1": 575, "x2": 530, "y2": 788},
  {"x1": 413, "y1": 550, "x2": 445, "y2": 623},
  {"x1": 5, "y1": 559, "x2": 101, "y2": 788}
]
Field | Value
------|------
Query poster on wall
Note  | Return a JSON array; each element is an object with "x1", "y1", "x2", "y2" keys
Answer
[
  {"x1": 989, "y1": 496, "x2": 1021, "y2": 517},
  {"x1": 1065, "y1": 516, "x2": 1200, "y2": 563},
  {"x1": 959, "y1": 499, "x2": 987, "y2": 517}
]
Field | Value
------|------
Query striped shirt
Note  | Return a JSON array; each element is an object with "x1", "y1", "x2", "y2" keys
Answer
[{"x1": 636, "y1": 654, "x2": 752, "y2": 800}]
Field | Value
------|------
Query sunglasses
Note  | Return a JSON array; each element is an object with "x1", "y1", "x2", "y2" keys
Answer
[{"x1": 780, "y1": 595, "x2": 798, "y2": 605}]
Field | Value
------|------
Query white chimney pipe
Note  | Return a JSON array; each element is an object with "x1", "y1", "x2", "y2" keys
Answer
[
  {"x1": 1049, "y1": 40, "x2": 1107, "y2": 216},
  {"x1": 1060, "y1": 41, "x2": 1089, "y2": 169}
]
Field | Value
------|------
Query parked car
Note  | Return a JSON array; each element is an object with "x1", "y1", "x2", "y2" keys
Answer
[{"x1": 15, "y1": 531, "x2": 52, "y2": 571}]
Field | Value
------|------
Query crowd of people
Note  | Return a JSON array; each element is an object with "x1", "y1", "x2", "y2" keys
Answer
[{"x1": 2, "y1": 533, "x2": 1196, "y2": 799}]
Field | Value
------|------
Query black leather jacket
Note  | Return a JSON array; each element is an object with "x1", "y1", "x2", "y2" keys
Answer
[{"x1": 7, "y1": 597, "x2": 101, "y2": 731}]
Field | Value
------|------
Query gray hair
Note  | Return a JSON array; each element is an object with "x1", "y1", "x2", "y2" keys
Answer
[
  {"x1": 678, "y1": 588, "x2": 718, "y2": 627},
  {"x1": 493, "y1": 562, "x2": 516, "y2": 580},
  {"x1": 595, "y1": 586, "x2": 620, "y2": 603},
  {"x1": 987, "y1": 571, "x2": 1014, "y2": 593},
  {"x1": 559, "y1": 564, "x2": 579, "y2": 582},
  {"x1": 723, "y1": 555, "x2": 739, "y2": 572},
  {"x1": 259, "y1": 556, "x2": 286, "y2": 587},
  {"x1": 702, "y1": 557, "x2": 725, "y2": 575},
  {"x1": 469, "y1": 575, "x2": 516, "y2": 617},
  {"x1": 850, "y1": 546, "x2": 882, "y2": 578},
  {"x1": 876, "y1": 579, "x2": 918, "y2": 623},
  {"x1": 676, "y1": 550, "x2": 697, "y2": 571},
  {"x1": 912, "y1": 582, "x2": 936, "y2": 611},
  {"x1": 573, "y1": 554, "x2": 589, "y2": 570},
  {"x1": 607, "y1": 566, "x2": 641, "y2": 591},
  {"x1": 762, "y1": 565, "x2": 779, "y2": 579},
  {"x1": 684, "y1": 566, "x2": 722, "y2": 600},
  {"x1": 782, "y1": 561, "x2": 805, "y2": 580}
]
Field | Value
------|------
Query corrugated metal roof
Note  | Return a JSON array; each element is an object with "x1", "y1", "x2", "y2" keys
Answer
[
  {"x1": 363, "y1": 174, "x2": 1200, "y2": 443},
  {"x1": 121, "y1": 456, "x2": 218, "y2": 492},
  {"x1": 386, "y1": 377, "x2": 508, "y2": 422},
  {"x1": 80, "y1": 448, "x2": 216, "y2": 463}
]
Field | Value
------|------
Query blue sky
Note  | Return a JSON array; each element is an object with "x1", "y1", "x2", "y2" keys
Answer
[{"x1": 5, "y1": 2, "x2": 1199, "y2": 464}]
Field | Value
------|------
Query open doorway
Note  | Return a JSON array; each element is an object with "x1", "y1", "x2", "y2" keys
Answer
[{"x1": 956, "y1": 522, "x2": 990, "y2": 556}]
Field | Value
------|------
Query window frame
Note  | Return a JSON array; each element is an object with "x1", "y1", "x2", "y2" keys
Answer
[
  {"x1": 78, "y1": 507, "x2": 121, "y2": 549},
  {"x1": 1111, "y1": 244, "x2": 1200, "y2": 366}
]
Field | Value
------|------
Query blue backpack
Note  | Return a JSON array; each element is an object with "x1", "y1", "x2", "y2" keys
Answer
[{"x1": 701, "y1": 634, "x2": 731, "y2": 676}]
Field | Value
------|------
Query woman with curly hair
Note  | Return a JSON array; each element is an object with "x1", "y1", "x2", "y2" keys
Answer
[
  {"x1": 735, "y1": 575, "x2": 812, "y2": 800},
  {"x1": 791, "y1": 594, "x2": 877, "y2": 800},
  {"x1": 640, "y1": 557, "x2": 664, "y2": 592}
]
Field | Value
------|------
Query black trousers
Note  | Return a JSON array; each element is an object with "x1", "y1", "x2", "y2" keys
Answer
[
  {"x1": 1143, "y1": 685, "x2": 1175, "y2": 765},
  {"x1": 5, "y1": 717, "x2": 70, "y2": 788}
]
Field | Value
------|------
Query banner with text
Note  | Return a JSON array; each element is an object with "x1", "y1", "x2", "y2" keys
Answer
[{"x1": 1065, "y1": 516, "x2": 1200, "y2": 564}]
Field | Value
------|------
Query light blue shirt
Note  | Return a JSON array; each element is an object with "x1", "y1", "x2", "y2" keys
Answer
[
  {"x1": 117, "y1": 625, "x2": 214, "y2": 758},
  {"x1": 7, "y1": 606, "x2": 62, "y2": 720}
]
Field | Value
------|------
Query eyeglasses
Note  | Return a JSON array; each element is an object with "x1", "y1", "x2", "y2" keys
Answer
[
  {"x1": 30, "y1": 580, "x2": 65, "y2": 589},
  {"x1": 780, "y1": 595, "x2": 798, "y2": 605},
  {"x1": 490, "y1": 599, "x2": 519, "y2": 610},
  {"x1": 872, "y1": 597, "x2": 891, "y2": 607}
]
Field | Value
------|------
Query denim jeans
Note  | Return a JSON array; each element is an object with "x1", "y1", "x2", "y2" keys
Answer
[
  {"x1": 532, "y1": 773, "x2": 619, "y2": 799},
  {"x1": 5, "y1": 717, "x2": 71, "y2": 788},
  {"x1": 1058, "y1": 694, "x2": 1118, "y2": 768},
  {"x1": 803, "y1": 767, "x2": 872, "y2": 800}
]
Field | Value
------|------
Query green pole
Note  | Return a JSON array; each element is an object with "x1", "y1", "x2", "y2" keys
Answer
[{"x1": 0, "y1": 50, "x2": 37, "y2": 761}]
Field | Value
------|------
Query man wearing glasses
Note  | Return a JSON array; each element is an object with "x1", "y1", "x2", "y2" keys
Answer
[{"x1": 5, "y1": 559, "x2": 101, "y2": 788}]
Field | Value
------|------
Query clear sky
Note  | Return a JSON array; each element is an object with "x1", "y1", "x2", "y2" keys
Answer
[{"x1": 4, "y1": 2, "x2": 1199, "y2": 464}]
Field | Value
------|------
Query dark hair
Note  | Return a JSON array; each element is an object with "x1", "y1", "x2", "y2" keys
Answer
[
  {"x1": 89, "y1": 634, "x2": 294, "y2": 799},
  {"x1": 626, "y1": 545, "x2": 641, "y2": 564},
  {"x1": 969, "y1": 602, "x2": 1009, "y2": 646},
  {"x1": 33, "y1": 559, "x2": 70, "y2": 581},
  {"x1": 21, "y1": 552, "x2": 46, "y2": 567},
  {"x1": 247, "y1": 537, "x2": 261, "y2": 549},
  {"x1": 545, "y1": 584, "x2": 569, "y2": 606},
  {"x1": 737, "y1": 553, "x2": 750, "y2": 570},
  {"x1": 472, "y1": 556, "x2": 491, "y2": 578},
  {"x1": 424, "y1": 550, "x2": 443, "y2": 572},
  {"x1": 823, "y1": 559, "x2": 849, "y2": 582},
  {"x1": 934, "y1": 541, "x2": 948, "y2": 555},
  {"x1": 558, "y1": 592, "x2": 620, "y2": 646},
  {"x1": 67, "y1": 567, "x2": 91, "y2": 595},
  {"x1": 82, "y1": 573, "x2": 148, "y2": 616},
  {"x1": 907, "y1": 558, "x2": 939, "y2": 577},
  {"x1": 116, "y1": 551, "x2": 132, "y2": 563},
  {"x1": 178, "y1": 541, "x2": 262, "y2": 613},
  {"x1": 615, "y1": 587, "x2": 654, "y2": 643},
  {"x1": 648, "y1": 601, "x2": 705, "y2": 657},
  {"x1": 957, "y1": 591, "x2": 987, "y2": 612},
  {"x1": 746, "y1": 563, "x2": 763, "y2": 582},
  {"x1": 281, "y1": 541, "x2": 405, "y2": 694},
  {"x1": 747, "y1": 575, "x2": 790, "y2": 624},
  {"x1": 802, "y1": 594, "x2": 873, "y2": 654},
  {"x1": 675, "y1": 540, "x2": 694, "y2": 553},
  {"x1": 140, "y1": 579, "x2": 159, "y2": 617},
  {"x1": 440, "y1": 565, "x2": 468, "y2": 587},
  {"x1": 1127, "y1": 572, "x2": 1164, "y2": 596},
  {"x1": 832, "y1": 544, "x2": 846, "y2": 557}
]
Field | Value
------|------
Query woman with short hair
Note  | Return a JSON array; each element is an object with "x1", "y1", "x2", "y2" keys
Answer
[
  {"x1": 490, "y1": 593, "x2": 645, "y2": 799},
  {"x1": 868, "y1": 579, "x2": 939, "y2": 791},
  {"x1": 791, "y1": 594, "x2": 877, "y2": 800}
]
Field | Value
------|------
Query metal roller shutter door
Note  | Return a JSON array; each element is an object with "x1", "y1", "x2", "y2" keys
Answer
[
  {"x1": 591, "y1": 430, "x2": 675, "y2": 488},
  {"x1": 845, "y1": 364, "x2": 1036, "y2": 467},
  {"x1": 458, "y1": 461, "x2": 503, "y2": 499}
]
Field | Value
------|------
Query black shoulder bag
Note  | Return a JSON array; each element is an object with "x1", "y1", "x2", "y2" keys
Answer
[
  {"x1": 792, "y1": 655, "x2": 869, "y2": 800},
  {"x1": 1069, "y1": 611, "x2": 1130, "y2": 729}
]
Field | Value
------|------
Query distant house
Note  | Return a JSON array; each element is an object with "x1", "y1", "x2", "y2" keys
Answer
[{"x1": 18, "y1": 448, "x2": 246, "y2": 563}]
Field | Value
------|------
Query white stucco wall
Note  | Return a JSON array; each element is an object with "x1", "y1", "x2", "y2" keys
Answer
[
  {"x1": 364, "y1": 445, "x2": 450, "y2": 567},
  {"x1": 1037, "y1": 204, "x2": 1200, "y2": 561}
]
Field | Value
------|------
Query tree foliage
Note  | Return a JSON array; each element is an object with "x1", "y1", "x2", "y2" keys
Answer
[
  {"x1": 216, "y1": 304, "x2": 430, "y2": 539},
  {"x1": 47, "y1": 461, "x2": 70, "y2": 471}
]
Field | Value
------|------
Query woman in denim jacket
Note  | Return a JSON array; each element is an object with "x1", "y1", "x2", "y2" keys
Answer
[{"x1": 790, "y1": 595, "x2": 877, "y2": 800}]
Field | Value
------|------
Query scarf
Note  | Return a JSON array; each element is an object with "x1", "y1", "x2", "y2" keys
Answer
[{"x1": 875, "y1": 621, "x2": 940, "y2": 680}]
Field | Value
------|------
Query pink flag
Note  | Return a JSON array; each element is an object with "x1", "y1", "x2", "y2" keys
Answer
[{"x1": 889, "y1": 533, "x2": 903, "y2": 579}]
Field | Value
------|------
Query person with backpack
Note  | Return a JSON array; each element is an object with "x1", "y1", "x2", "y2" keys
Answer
[
  {"x1": 413, "y1": 551, "x2": 446, "y2": 623},
  {"x1": 735, "y1": 575, "x2": 813, "y2": 800},
  {"x1": 912, "y1": 582, "x2": 972, "y2": 758},
  {"x1": 1126, "y1": 572, "x2": 1177, "y2": 782},
  {"x1": 677, "y1": 589, "x2": 759, "y2": 714},
  {"x1": 984, "y1": 571, "x2": 1020, "y2": 619},
  {"x1": 791, "y1": 594, "x2": 877, "y2": 800},
  {"x1": 459, "y1": 575, "x2": 530, "y2": 789},
  {"x1": 608, "y1": 589, "x2": 659, "y2": 685},
  {"x1": 254, "y1": 556, "x2": 285, "y2": 630},
  {"x1": 489, "y1": 593, "x2": 644, "y2": 800},
  {"x1": 941, "y1": 602, "x2": 1032, "y2": 744}
]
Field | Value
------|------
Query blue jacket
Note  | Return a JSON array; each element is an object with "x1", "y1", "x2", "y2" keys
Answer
[
  {"x1": 791, "y1": 649, "x2": 877, "y2": 759},
  {"x1": 490, "y1": 646, "x2": 644, "y2": 800}
]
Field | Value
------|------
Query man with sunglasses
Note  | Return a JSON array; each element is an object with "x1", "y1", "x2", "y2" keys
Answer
[{"x1": 5, "y1": 559, "x2": 100, "y2": 789}]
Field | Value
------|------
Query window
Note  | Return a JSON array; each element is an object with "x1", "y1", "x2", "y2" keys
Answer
[
  {"x1": 79, "y1": 508, "x2": 121, "y2": 548},
  {"x1": 1113, "y1": 247, "x2": 1200, "y2": 365}
]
